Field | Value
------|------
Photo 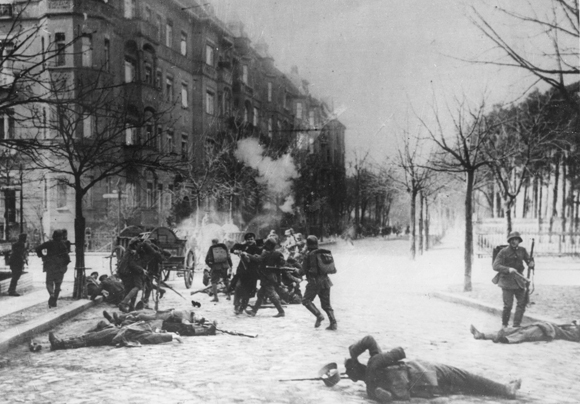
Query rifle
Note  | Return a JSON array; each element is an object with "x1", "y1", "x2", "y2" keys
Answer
[
  {"x1": 202, "y1": 324, "x2": 257, "y2": 338},
  {"x1": 190, "y1": 285, "x2": 212, "y2": 295},
  {"x1": 524, "y1": 238, "x2": 535, "y2": 306}
]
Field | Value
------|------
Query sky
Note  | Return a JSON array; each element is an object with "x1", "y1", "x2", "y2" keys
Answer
[{"x1": 208, "y1": 0, "x2": 576, "y2": 164}]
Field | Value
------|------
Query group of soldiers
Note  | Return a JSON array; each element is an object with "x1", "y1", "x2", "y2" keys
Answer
[{"x1": 205, "y1": 229, "x2": 337, "y2": 330}]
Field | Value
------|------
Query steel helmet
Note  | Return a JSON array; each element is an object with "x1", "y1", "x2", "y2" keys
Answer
[{"x1": 507, "y1": 231, "x2": 523, "y2": 243}]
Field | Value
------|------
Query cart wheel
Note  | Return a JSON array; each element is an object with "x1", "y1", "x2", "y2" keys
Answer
[
  {"x1": 109, "y1": 246, "x2": 125, "y2": 275},
  {"x1": 184, "y1": 249, "x2": 195, "y2": 289}
]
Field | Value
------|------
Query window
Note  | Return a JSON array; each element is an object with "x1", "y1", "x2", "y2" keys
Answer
[
  {"x1": 244, "y1": 103, "x2": 250, "y2": 122},
  {"x1": 224, "y1": 91, "x2": 231, "y2": 116},
  {"x1": 267, "y1": 82, "x2": 272, "y2": 102},
  {"x1": 57, "y1": 180, "x2": 67, "y2": 209},
  {"x1": 205, "y1": 44, "x2": 214, "y2": 66},
  {"x1": 145, "y1": 124, "x2": 153, "y2": 145},
  {"x1": 296, "y1": 102, "x2": 302, "y2": 119},
  {"x1": 81, "y1": 35, "x2": 92, "y2": 67},
  {"x1": 145, "y1": 6, "x2": 152, "y2": 22},
  {"x1": 165, "y1": 76, "x2": 173, "y2": 101},
  {"x1": 43, "y1": 107, "x2": 48, "y2": 139},
  {"x1": 41, "y1": 37, "x2": 46, "y2": 67},
  {"x1": 242, "y1": 64, "x2": 248, "y2": 84},
  {"x1": 309, "y1": 110, "x2": 315, "y2": 127},
  {"x1": 180, "y1": 32, "x2": 187, "y2": 56},
  {"x1": 124, "y1": 0, "x2": 135, "y2": 19},
  {"x1": 205, "y1": 91, "x2": 214, "y2": 115},
  {"x1": 125, "y1": 125, "x2": 136, "y2": 145},
  {"x1": 126, "y1": 183, "x2": 136, "y2": 207},
  {"x1": 146, "y1": 182, "x2": 153, "y2": 207},
  {"x1": 104, "y1": 39, "x2": 110, "y2": 71},
  {"x1": 283, "y1": 92, "x2": 287, "y2": 109},
  {"x1": 268, "y1": 117, "x2": 272, "y2": 138},
  {"x1": 166, "y1": 130, "x2": 174, "y2": 153},
  {"x1": 157, "y1": 184, "x2": 163, "y2": 209},
  {"x1": 144, "y1": 63, "x2": 152, "y2": 84},
  {"x1": 253, "y1": 107, "x2": 259, "y2": 126},
  {"x1": 55, "y1": 32, "x2": 66, "y2": 66},
  {"x1": 0, "y1": 112, "x2": 14, "y2": 140},
  {"x1": 82, "y1": 111, "x2": 93, "y2": 138},
  {"x1": 124, "y1": 58, "x2": 136, "y2": 82},
  {"x1": 155, "y1": 69, "x2": 162, "y2": 89},
  {"x1": 156, "y1": 15, "x2": 162, "y2": 42},
  {"x1": 181, "y1": 83, "x2": 188, "y2": 108},
  {"x1": 166, "y1": 185, "x2": 173, "y2": 210},
  {"x1": 43, "y1": 179, "x2": 48, "y2": 209},
  {"x1": 165, "y1": 21, "x2": 173, "y2": 48},
  {"x1": 181, "y1": 134, "x2": 188, "y2": 157}
]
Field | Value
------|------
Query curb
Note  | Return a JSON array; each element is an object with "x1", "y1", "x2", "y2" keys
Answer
[
  {"x1": 430, "y1": 291, "x2": 560, "y2": 324},
  {"x1": 0, "y1": 296, "x2": 103, "y2": 353}
]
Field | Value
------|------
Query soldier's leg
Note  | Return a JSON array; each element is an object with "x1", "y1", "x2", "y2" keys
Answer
[
  {"x1": 302, "y1": 282, "x2": 325, "y2": 327},
  {"x1": 319, "y1": 287, "x2": 337, "y2": 330},
  {"x1": 501, "y1": 288, "x2": 515, "y2": 327},
  {"x1": 210, "y1": 268, "x2": 220, "y2": 302},
  {"x1": 435, "y1": 363, "x2": 521, "y2": 398},
  {"x1": 8, "y1": 266, "x2": 23, "y2": 295},
  {"x1": 512, "y1": 288, "x2": 527, "y2": 327},
  {"x1": 265, "y1": 285, "x2": 285, "y2": 317},
  {"x1": 246, "y1": 285, "x2": 266, "y2": 315}
]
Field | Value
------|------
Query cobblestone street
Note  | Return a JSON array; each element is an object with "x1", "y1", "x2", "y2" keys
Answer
[{"x1": 1, "y1": 238, "x2": 579, "y2": 404}]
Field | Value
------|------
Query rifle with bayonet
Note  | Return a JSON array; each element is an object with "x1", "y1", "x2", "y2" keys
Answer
[{"x1": 524, "y1": 238, "x2": 535, "y2": 306}]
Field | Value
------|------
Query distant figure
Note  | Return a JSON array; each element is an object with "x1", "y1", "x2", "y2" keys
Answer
[
  {"x1": 492, "y1": 231, "x2": 534, "y2": 328},
  {"x1": 36, "y1": 230, "x2": 71, "y2": 308},
  {"x1": 8, "y1": 233, "x2": 28, "y2": 296}
]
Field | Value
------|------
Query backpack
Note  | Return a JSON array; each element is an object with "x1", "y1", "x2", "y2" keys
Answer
[
  {"x1": 314, "y1": 249, "x2": 337, "y2": 275},
  {"x1": 491, "y1": 245, "x2": 507, "y2": 284},
  {"x1": 211, "y1": 245, "x2": 229, "y2": 264}
]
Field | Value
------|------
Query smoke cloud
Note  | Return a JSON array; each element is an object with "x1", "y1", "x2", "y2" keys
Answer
[{"x1": 234, "y1": 138, "x2": 299, "y2": 212}]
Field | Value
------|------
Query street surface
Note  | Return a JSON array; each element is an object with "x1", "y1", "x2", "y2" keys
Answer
[{"x1": 1, "y1": 237, "x2": 579, "y2": 403}]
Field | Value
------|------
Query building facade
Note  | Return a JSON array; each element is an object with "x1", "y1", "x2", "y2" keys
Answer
[{"x1": 0, "y1": 0, "x2": 346, "y2": 247}]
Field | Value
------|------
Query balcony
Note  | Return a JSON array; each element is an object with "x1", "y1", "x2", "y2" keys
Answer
[
  {"x1": 120, "y1": 20, "x2": 159, "y2": 44},
  {"x1": 218, "y1": 70, "x2": 232, "y2": 85}
]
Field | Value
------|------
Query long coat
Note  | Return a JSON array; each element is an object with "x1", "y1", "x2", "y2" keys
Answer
[{"x1": 492, "y1": 246, "x2": 532, "y2": 289}]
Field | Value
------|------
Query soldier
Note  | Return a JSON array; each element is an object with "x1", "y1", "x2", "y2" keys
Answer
[
  {"x1": 492, "y1": 231, "x2": 534, "y2": 328},
  {"x1": 85, "y1": 271, "x2": 100, "y2": 298},
  {"x1": 230, "y1": 232, "x2": 262, "y2": 315},
  {"x1": 300, "y1": 236, "x2": 337, "y2": 330},
  {"x1": 344, "y1": 335, "x2": 522, "y2": 403},
  {"x1": 117, "y1": 237, "x2": 147, "y2": 313},
  {"x1": 243, "y1": 238, "x2": 285, "y2": 318},
  {"x1": 7, "y1": 233, "x2": 28, "y2": 296},
  {"x1": 90, "y1": 274, "x2": 125, "y2": 304},
  {"x1": 36, "y1": 230, "x2": 71, "y2": 308},
  {"x1": 205, "y1": 238, "x2": 233, "y2": 303}
]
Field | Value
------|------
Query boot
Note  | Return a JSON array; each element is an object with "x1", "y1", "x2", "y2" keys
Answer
[
  {"x1": 119, "y1": 287, "x2": 139, "y2": 312},
  {"x1": 304, "y1": 302, "x2": 325, "y2": 328},
  {"x1": 245, "y1": 306, "x2": 257, "y2": 317},
  {"x1": 48, "y1": 332, "x2": 65, "y2": 350},
  {"x1": 48, "y1": 295, "x2": 56, "y2": 308},
  {"x1": 53, "y1": 289, "x2": 61, "y2": 307},
  {"x1": 8, "y1": 291, "x2": 20, "y2": 297},
  {"x1": 103, "y1": 311, "x2": 114, "y2": 324},
  {"x1": 272, "y1": 296, "x2": 285, "y2": 318},
  {"x1": 513, "y1": 307, "x2": 525, "y2": 328},
  {"x1": 501, "y1": 308, "x2": 511, "y2": 328},
  {"x1": 211, "y1": 284, "x2": 219, "y2": 302},
  {"x1": 325, "y1": 310, "x2": 337, "y2": 331}
]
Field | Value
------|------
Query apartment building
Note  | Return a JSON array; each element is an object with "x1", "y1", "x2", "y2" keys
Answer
[{"x1": 0, "y1": 0, "x2": 346, "y2": 245}]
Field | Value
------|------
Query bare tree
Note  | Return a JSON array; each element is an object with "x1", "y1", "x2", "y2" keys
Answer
[
  {"x1": 420, "y1": 99, "x2": 504, "y2": 291},
  {"x1": 392, "y1": 132, "x2": 433, "y2": 260},
  {"x1": 469, "y1": 0, "x2": 579, "y2": 108},
  {"x1": 15, "y1": 69, "x2": 181, "y2": 297}
]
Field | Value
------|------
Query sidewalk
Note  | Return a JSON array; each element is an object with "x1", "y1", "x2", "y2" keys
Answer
[{"x1": 413, "y1": 231, "x2": 580, "y2": 324}]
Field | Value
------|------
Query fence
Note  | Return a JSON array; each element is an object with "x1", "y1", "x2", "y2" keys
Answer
[{"x1": 477, "y1": 229, "x2": 580, "y2": 257}]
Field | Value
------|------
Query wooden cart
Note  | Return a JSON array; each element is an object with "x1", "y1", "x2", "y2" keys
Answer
[{"x1": 109, "y1": 226, "x2": 195, "y2": 289}]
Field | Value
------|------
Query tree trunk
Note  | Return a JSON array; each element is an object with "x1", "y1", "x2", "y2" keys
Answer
[
  {"x1": 549, "y1": 156, "x2": 560, "y2": 234},
  {"x1": 505, "y1": 197, "x2": 513, "y2": 235},
  {"x1": 561, "y1": 156, "x2": 567, "y2": 238},
  {"x1": 418, "y1": 191, "x2": 424, "y2": 255},
  {"x1": 425, "y1": 197, "x2": 430, "y2": 251},
  {"x1": 464, "y1": 170, "x2": 475, "y2": 292},
  {"x1": 73, "y1": 184, "x2": 86, "y2": 299},
  {"x1": 409, "y1": 188, "x2": 417, "y2": 260}
]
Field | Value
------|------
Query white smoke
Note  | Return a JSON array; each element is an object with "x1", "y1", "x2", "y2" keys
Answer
[
  {"x1": 235, "y1": 138, "x2": 299, "y2": 211},
  {"x1": 279, "y1": 195, "x2": 295, "y2": 213}
]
